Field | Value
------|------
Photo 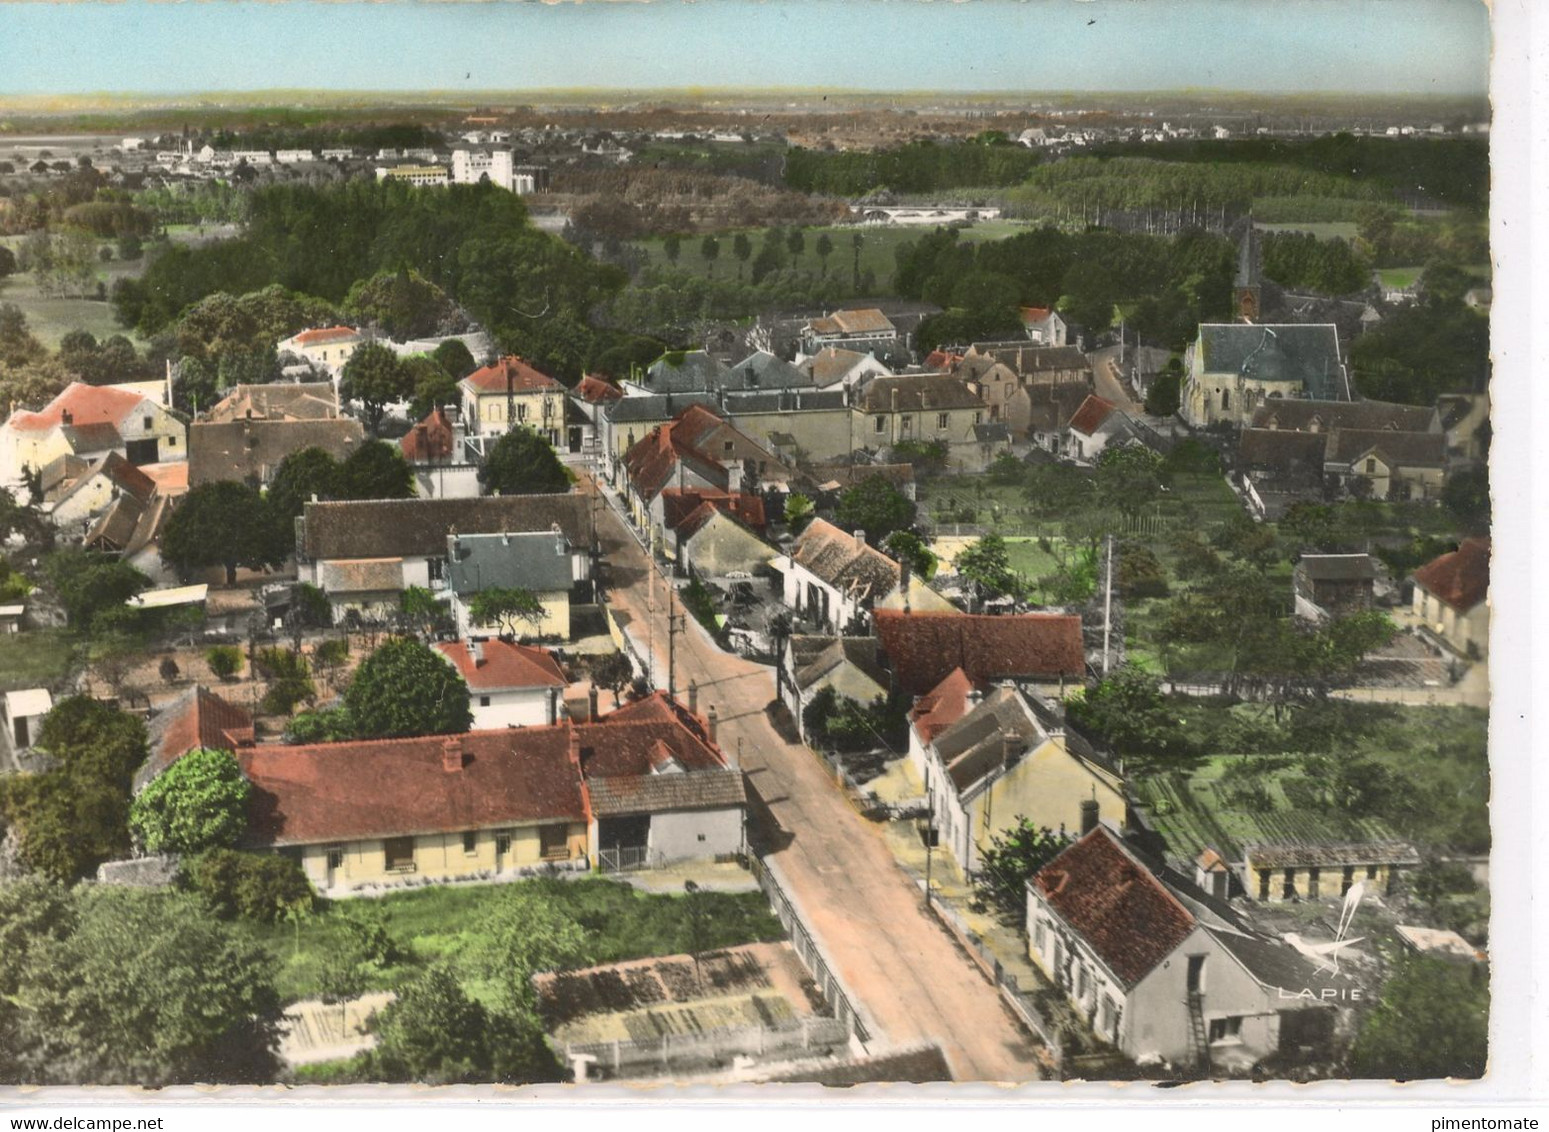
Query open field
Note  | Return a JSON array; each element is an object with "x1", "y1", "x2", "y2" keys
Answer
[
  {"x1": 632, "y1": 218, "x2": 1030, "y2": 293},
  {"x1": 0, "y1": 626, "x2": 77, "y2": 693},
  {"x1": 0, "y1": 259, "x2": 147, "y2": 348}
]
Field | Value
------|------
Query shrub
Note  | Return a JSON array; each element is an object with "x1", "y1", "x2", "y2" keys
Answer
[
  {"x1": 184, "y1": 848, "x2": 315, "y2": 922},
  {"x1": 256, "y1": 647, "x2": 315, "y2": 715},
  {"x1": 207, "y1": 645, "x2": 244, "y2": 681}
]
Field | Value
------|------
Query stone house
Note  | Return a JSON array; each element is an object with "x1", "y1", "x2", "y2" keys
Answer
[
  {"x1": 188, "y1": 416, "x2": 365, "y2": 488},
  {"x1": 1063, "y1": 394, "x2": 1135, "y2": 462},
  {"x1": 45, "y1": 451, "x2": 157, "y2": 535},
  {"x1": 1241, "y1": 840, "x2": 1421, "y2": 904},
  {"x1": 1019, "y1": 306, "x2": 1068, "y2": 346},
  {"x1": 798, "y1": 347, "x2": 893, "y2": 391},
  {"x1": 276, "y1": 326, "x2": 363, "y2": 376},
  {"x1": 1322, "y1": 429, "x2": 1447, "y2": 501},
  {"x1": 776, "y1": 635, "x2": 889, "y2": 744},
  {"x1": 1, "y1": 382, "x2": 185, "y2": 491},
  {"x1": 775, "y1": 520, "x2": 954, "y2": 635},
  {"x1": 850, "y1": 374, "x2": 989, "y2": 469},
  {"x1": 801, "y1": 308, "x2": 898, "y2": 354}
]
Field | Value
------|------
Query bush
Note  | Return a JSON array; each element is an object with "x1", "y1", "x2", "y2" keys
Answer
[
  {"x1": 184, "y1": 848, "x2": 315, "y2": 922},
  {"x1": 207, "y1": 645, "x2": 244, "y2": 681},
  {"x1": 256, "y1": 647, "x2": 315, "y2": 716}
]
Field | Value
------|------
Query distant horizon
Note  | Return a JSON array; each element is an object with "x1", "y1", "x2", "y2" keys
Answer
[{"x1": 0, "y1": 1, "x2": 1490, "y2": 100}]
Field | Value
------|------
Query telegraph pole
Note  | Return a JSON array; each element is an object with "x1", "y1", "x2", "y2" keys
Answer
[{"x1": 1102, "y1": 534, "x2": 1114, "y2": 678}]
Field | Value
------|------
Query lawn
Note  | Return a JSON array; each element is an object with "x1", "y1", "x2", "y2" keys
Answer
[
  {"x1": 633, "y1": 218, "x2": 1031, "y2": 294},
  {"x1": 235, "y1": 875, "x2": 786, "y2": 1005},
  {"x1": 1375, "y1": 265, "x2": 1424, "y2": 290},
  {"x1": 0, "y1": 262, "x2": 147, "y2": 349},
  {"x1": 0, "y1": 627, "x2": 78, "y2": 693}
]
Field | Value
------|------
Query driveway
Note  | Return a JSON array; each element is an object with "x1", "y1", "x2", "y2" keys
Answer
[{"x1": 585, "y1": 475, "x2": 1045, "y2": 1082}]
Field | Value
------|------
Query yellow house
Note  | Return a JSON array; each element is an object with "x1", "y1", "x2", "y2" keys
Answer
[
  {"x1": 239, "y1": 730, "x2": 591, "y2": 896},
  {"x1": 460, "y1": 356, "x2": 567, "y2": 444},
  {"x1": 447, "y1": 529, "x2": 576, "y2": 642},
  {"x1": 923, "y1": 683, "x2": 1126, "y2": 874},
  {"x1": 850, "y1": 374, "x2": 988, "y2": 467}
]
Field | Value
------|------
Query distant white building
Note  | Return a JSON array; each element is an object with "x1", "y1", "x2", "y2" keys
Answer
[
  {"x1": 275, "y1": 149, "x2": 316, "y2": 165},
  {"x1": 450, "y1": 150, "x2": 535, "y2": 194},
  {"x1": 376, "y1": 165, "x2": 450, "y2": 187}
]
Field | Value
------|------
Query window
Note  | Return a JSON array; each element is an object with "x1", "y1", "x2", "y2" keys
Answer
[
  {"x1": 1034, "y1": 921, "x2": 1047, "y2": 953},
  {"x1": 462, "y1": 831, "x2": 478, "y2": 855},
  {"x1": 873, "y1": 416, "x2": 886, "y2": 434},
  {"x1": 724, "y1": 440, "x2": 735, "y2": 454},
  {"x1": 901, "y1": 415, "x2": 913, "y2": 434},
  {"x1": 1221, "y1": 390, "x2": 1230, "y2": 411},
  {"x1": 1208, "y1": 1016, "x2": 1243, "y2": 1044},
  {"x1": 1259, "y1": 870, "x2": 1271, "y2": 900},
  {"x1": 495, "y1": 831, "x2": 512, "y2": 857},
  {"x1": 539, "y1": 823, "x2": 570, "y2": 860},
  {"x1": 1076, "y1": 966, "x2": 1088, "y2": 1002},
  {"x1": 517, "y1": 403, "x2": 528, "y2": 422},
  {"x1": 975, "y1": 411, "x2": 984, "y2": 425},
  {"x1": 1367, "y1": 864, "x2": 1379, "y2": 880},
  {"x1": 936, "y1": 412, "x2": 950, "y2": 430},
  {"x1": 1307, "y1": 866, "x2": 1321, "y2": 898},
  {"x1": 479, "y1": 696, "x2": 491, "y2": 707},
  {"x1": 384, "y1": 837, "x2": 416, "y2": 872},
  {"x1": 697, "y1": 833, "x2": 706, "y2": 842},
  {"x1": 167, "y1": 436, "x2": 177, "y2": 447},
  {"x1": 1365, "y1": 457, "x2": 1377, "y2": 473},
  {"x1": 1099, "y1": 994, "x2": 1117, "y2": 1036},
  {"x1": 325, "y1": 845, "x2": 345, "y2": 871},
  {"x1": 428, "y1": 557, "x2": 446, "y2": 582},
  {"x1": 143, "y1": 416, "x2": 153, "y2": 430}
]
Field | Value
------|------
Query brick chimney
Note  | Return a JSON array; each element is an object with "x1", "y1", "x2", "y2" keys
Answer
[
  {"x1": 1080, "y1": 797, "x2": 1100, "y2": 836},
  {"x1": 706, "y1": 704, "x2": 719, "y2": 745},
  {"x1": 687, "y1": 679, "x2": 698, "y2": 716},
  {"x1": 442, "y1": 736, "x2": 465, "y2": 772},
  {"x1": 587, "y1": 684, "x2": 599, "y2": 722}
]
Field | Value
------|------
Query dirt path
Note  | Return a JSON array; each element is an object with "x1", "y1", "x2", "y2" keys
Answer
[{"x1": 586, "y1": 477, "x2": 1044, "y2": 1083}]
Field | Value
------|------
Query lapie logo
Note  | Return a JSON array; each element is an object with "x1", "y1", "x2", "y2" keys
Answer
[{"x1": 1277, "y1": 879, "x2": 1368, "y2": 1001}]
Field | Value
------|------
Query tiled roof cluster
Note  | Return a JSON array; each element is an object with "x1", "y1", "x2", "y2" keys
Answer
[
  {"x1": 434, "y1": 639, "x2": 567, "y2": 691},
  {"x1": 401, "y1": 407, "x2": 457, "y2": 462},
  {"x1": 137, "y1": 685, "x2": 255, "y2": 791},
  {"x1": 1067, "y1": 394, "x2": 1120, "y2": 436},
  {"x1": 5, "y1": 382, "x2": 147, "y2": 436}
]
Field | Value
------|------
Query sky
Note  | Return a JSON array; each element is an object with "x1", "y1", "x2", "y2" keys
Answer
[{"x1": 0, "y1": 0, "x2": 1491, "y2": 98}]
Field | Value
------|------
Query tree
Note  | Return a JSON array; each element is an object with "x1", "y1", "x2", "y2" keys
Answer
[
  {"x1": 10, "y1": 887, "x2": 283, "y2": 1085},
  {"x1": 339, "y1": 439, "x2": 415, "y2": 501},
  {"x1": 782, "y1": 492, "x2": 815, "y2": 532},
  {"x1": 0, "y1": 245, "x2": 16, "y2": 279},
  {"x1": 701, "y1": 235, "x2": 721, "y2": 278},
  {"x1": 477, "y1": 426, "x2": 570, "y2": 496},
  {"x1": 589, "y1": 651, "x2": 633, "y2": 707},
  {"x1": 403, "y1": 354, "x2": 460, "y2": 421},
  {"x1": 1094, "y1": 444, "x2": 1165, "y2": 521},
  {"x1": 0, "y1": 697, "x2": 147, "y2": 883},
  {"x1": 159, "y1": 656, "x2": 181, "y2": 685},
  {"x1": 396, "y1": 585, "x2": 444, "y2": 640},
  {"x1": 1350, "y1": 956, "x2": 1487, "y2": 1080},
  {"x1": 834, "y1": 474, "x2": 916, "y2": 543},
  {"x1": 345, "y1": 637, "x2": 473, "y2": 739},
  {"x1": 43, "y1": 548, "x2": 149, "y2": 628},
  {"x1": 730, "y1": 233, "x2": 750, "y2": 280},
  {"x1": 1144, "y1": 357, "x2": 1183, "y2": 416},
  {"x1": 974, "y1": 820, "x2": 1070, "y2": 920},
  {"x1": 206, "y1": 645, "x2": 244, "y2": 681},
  {"x1": 955, "y1": 533, "x2": 1022, "y2": 601},
  {"x1": 1442, "y1": 466, "x2": 1489, "y2": 535},
  {"x1": 786, "y1": 228, "x2": 805, "y2": 270},
  {"x1": 183, "y1": 848, "x2": 314, "y2": 923},
  {"x1": 343, "y1": 267, "x2": 462, "y2": 341},
  {"x1": 815, "y1": 232, "x2": 834, "y2": 277},
  {"x1": 468, "y1": 586, "x2": 546, "y2": 639},
  {"x1": 471, "y1": 885, "x2": 589, "y2": 1014},
  {"x1": 266, "y1": 446, "x2": 342, "y2": 521},
  {"x1": 130, "y1": 747, "x2": 251, "y2": 856},
  {"x1": 1068, "y1": 665, "x2": 1195, "y2": 766},
  {"x1": 370, "y1": 965, "x2": 497, "y2": 1085},
  {"x1": 339, "y1": 341, "x2": 409, "y2": 435},
  {"x1": 883, "y1": 530, "x2": 938, "y2": 581},
  {"x1": 663, "y1": 233, "x2": 682, "y2": 268},
  {"x1": 161, "y1": 481, "x2": 287, "y2": 584},
  {"x1": 431, "y1": 337, "x2": 478, "y2": 381}
]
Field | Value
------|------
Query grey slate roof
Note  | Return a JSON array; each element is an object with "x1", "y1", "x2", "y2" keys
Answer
[
  {"x1": 1205, "y1": 926, "x2": 1324, "y2": 992},
  {"x1": 586, "y1": 768, "x2": 747, "y2": 816},
  {"x1": 1251, "y1": 398, "x2": 1434, "y2": 434},
  {"x1": 1296, "y1": 554, "x2": 1378, "y2": 582},
  {"x1": 725, "y1": 388, "x2": 847, "y2": 414},
  {"x1": 299, "y1": 494, "x2": 589, "y2": 561},
  {"x1": 606, "y1": 392, "x2": 718, "y2": 424},
  {"x1": 639, "y1": 350, "x2": 731, "y2": 393},
  {"x1": 1323, "y1": 428, "x2": 1447, "y2": 468},
  {"x1": 189, "y1": 417, "x2": 365, "y2": 486},
  {"x1": 725, "y1": 351, "x2": 814, "y2": 391},
  {"x1": 1196, "y1": 324, "x2": 1345, "y2": 400},
  {"x1": 447, "y1": 530, "x2": 574, "y2": 595},
  {"x1": 788, "y1": 635, "x2": 888, "y2": 692}
]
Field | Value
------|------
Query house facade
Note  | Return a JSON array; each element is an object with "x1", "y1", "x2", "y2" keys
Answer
[
  {"x1": 1063, "y1": 394, "x2": 1134, "y2": 462},
  {"x1": 776, "y1": 520, "x2": 955, "y2": 635},
  {"x1": 1410, "y1": 537, "x2": 1490, "y2": 659},
  {"x1": 1321, "y1": 429, "x2": 1447, "y2": 501},
  {"x1": 447, "y1": 529, "x2": 575, "y2": 642},
  {"x1": 777, "y1": 635, "x2": 889, "y2": 743},
  {"x1": 850, "y1": 375, "x2": 989, "y2": 469},
  {"x1": 1, "y1": 382, "x2": 186, "y2": 490},
  {"x1": 434, "y1": 638, "x2": 568, "y2": 729},
  {"x1": 1292, "y1": 554, "x2": 1377, "y2": 619},
  {"x1": 1241, "y1": 840, "x2": 1420, "y2": 903},
  {"x1": 276, "y1": 326, "x2": 364, "y2": 376},
  {"x1": 1020, "y1": 307, "x2": 1068, "y2": 346},
  {"x1": 802, "y1": 308, "x2": 898, "y2": 354},
  {"x1": 459, "y1": 356, "x2": 567, "y2": 443}
]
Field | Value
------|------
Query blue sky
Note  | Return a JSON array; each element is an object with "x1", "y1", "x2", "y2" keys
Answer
[{"x1": 0, "y1": 0, "x2": 1490, "y2": 97}]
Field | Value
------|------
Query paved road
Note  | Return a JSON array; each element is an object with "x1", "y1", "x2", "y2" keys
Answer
[
  {"x1": 585, "y1": 476, "x2": 1045, "y2": 1083},
  {"x1": 1089, "y1": 345, "x2": 1143, "y2": 412}
]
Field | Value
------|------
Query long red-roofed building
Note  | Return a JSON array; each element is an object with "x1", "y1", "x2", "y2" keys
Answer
[{"x1": 873, "y1": 609, "x2": 1085, "y2": 696}]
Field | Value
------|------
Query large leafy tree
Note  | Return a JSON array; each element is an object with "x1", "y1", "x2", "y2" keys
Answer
[
  {"x1": 404, "y1": 354, "x2": 460, "y2": 421},
  {"x1": 477, "y1": 426, "x2": 570, "y2": 496},
  {"x1": 339, "y1": 341, "x2": 410, "y2": 435},
  {"x1": 432, "y1": 337, "x2": 478, "y2": 381},
  {"x1": 973, "y1": 820, "x2": 1070, "y2": 921},
  {"x1": 1068, "y1": 665, "x2": 1194, "y2": 767},
  {"x1": 1350, "y1": 956, "x2": 1488, "y2": 1080},
  {"x1": 10, "y1": 887, "x2": 283, "y2": 1085},
  {"x1": 266, "y1": 446, "x2": 343, "y2": 521},
  {"x1": 467, "y1": 586, "x2": 547, "y2": 640},
  {"x1": 0, "y1": 878, "x2": 77, "y2": 1081},
  {"x1": 338, "y1": 439, "x2": 415, "y2": 501},
  {"x1": 883, "y1": 530, "x2": 938, "y2": 581},
  {"x1": 129, "y1": 747, "x2": 251, "y2": 856},
  {"x1": 345, "y1": 637, "x2": 472, "y2": 739},
  {"x1": 0, "y1": 697, "x2": 147, "y2": 883},
  {"x1": 954, "y1": 533, "x2": 1023, "y2": 601},
  {"x1": 370, "y1": 965, "x2": 498, "y2": 1085},
  {"x1": 1094, "y1": 444, "x2": 1165, "y2": 521},
  {"x1": 42, "y1": 548, "x2": 149, "y2": 628},
  {"x1": 834, "y1": 474, "x2": 916, "y2": 543},
  {"x1": 342, "y1": 267, "x2": 461, "y2": 340},
  {"x1": 161, "y1": 481, "x2": 288, "y2": 584}
]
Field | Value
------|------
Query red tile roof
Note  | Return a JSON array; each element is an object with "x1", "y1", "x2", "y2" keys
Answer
[
  {"x1": 1033, "y1": 826, "x2": 1197, "y2": 989},
  {"x1": 290, "y1": 326, "x2": 361, "y2": 347},
  {"x1": 910, "y1": 666, "x2": 976, "y2": 745},
  {"x1": 1020, "y1": 306, "x2": 1053, "y2": 323},
  {"x1": 137, "y1": 685, "x2": 254, "y2": 791},
  {"x1": 660, "y1": 487, "x2": 766, "y2": 536},
  {"x1": 924, "y1": 350, "x2": 962, "y2": 371},
  {"x1": 239, "y1": 692, "x2": 733, "y2": 847},
  {"x1": 1412, "y1": 537, "x2": 1490, "y2": 613},
  {"x1": 874, "y1": 610, "x2": 1085, "y2": 695},
  {"x1": 6, "y1": 382, "x2": 146, "y2": 434},
  {"x1": 576, "y1": 374, "x2": 624, "y2": 404},
  {"x1": 623, "y1": 404, "x2": 780, "y2": 504},
  {"x1": 462, "y1": 355, "x2": 564, "y2": 394},
  {"x1": 401, "y1": 407, "x2": 456, "y2": 462},
  {"x1": 435, "y1": 639, "x2": 567, "y2": 691},
  {"x1": 1067, "y1": 394, "x2": 1119, "y2": 436}
]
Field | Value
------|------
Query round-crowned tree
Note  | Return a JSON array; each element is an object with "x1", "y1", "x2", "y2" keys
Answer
[
  {"x1": 129, "y1": 746, "x2": 251, "y2": 855},
  {"x1": 477, "y1": 426, "x2": 570, "y2": 496},
  {"x1": 345, "y1": 637, "x2": 472, "y2": 739}
]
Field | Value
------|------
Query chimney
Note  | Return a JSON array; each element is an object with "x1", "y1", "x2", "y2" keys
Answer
[
  {"x1": 899, "y1": 556, "x2": 912, "y2": 611},
  {"x1": 442, "y1": 736, "x2": 465, "y2": 772},
  {"x1": 687, "y1": 680, "x2": 698, "y2": 716},
  {"x1": 1080, "y1": 798, "x2": 1100, "y2": 836},
  {"x1": 854, "y1": 529, "x2": 866, "y2": 549},
  {"x1": 588, "y1": 683, "x2": 599, "y2": 722},
  {"x1": 61, "y1": 408, "x2": 73, "y2": 426},
  {"x1": 706, "y1": 704, "x2": 719, "y2": 745},
  {"x1": 471, "y1": 639, "x2": 485, "y2": 666},
  {"x1": 1002, "y1": 733, "x2": 1019, "y2": 768}
]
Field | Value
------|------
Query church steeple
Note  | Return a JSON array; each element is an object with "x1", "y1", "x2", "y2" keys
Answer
[{"x1": 1233, "y1": 220, "x2": 1262, "y2": 323}]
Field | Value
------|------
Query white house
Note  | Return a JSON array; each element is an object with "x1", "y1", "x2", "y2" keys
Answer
[
  {"x1": 276, "y1": 326, "x2": 364, "y2": 377},
  {"x1": 434, "y1": 639, "x2": 568, "y2": 729},
  {"x1": 1, "y1": 382, "x2": 186, "y2": 492},
  {"x1": 1028, "y1": 825, "x2": 1336, "y2": 1072},
  {"x1": 3, "y1": 688, "x2": 52, "y2": 752},
  {"x1": 801, "y1": 308, "x2": 899, "y2": 355},
  {"x1": 1063, "y1": 394, "x2": 1136, "y2": 462},
  {"x1": 1020, "y1": 306, "x2": 1068, "y2": 346},
  {"x1": 774, "y1": 519, "x2": 953, "y2": 635}
]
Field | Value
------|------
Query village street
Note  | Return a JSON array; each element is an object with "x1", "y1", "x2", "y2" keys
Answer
[{"x1": 582, "y1": 474, "x2": 1046, "y2": 1083}]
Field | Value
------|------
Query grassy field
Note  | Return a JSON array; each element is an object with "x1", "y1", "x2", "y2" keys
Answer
[
  {"x1": 632, "y1": 218, "x2": 1031, "y2": 293},
  {"x1": 0, "y1": 627, "x2": 77, "y2": 693},
  {"x1": 1374, "y1": 265, "x2": 1424, "y2": 290},
  {"x1": 234, "y1": 876, "x2": 785, "y2": 1006}
]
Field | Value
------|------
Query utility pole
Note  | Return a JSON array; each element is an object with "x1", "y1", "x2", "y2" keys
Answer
[
  {"x1": 923, "y1": 765, "x2": 935, "y2": 909},
  {"x1": 1102, "y1": 533, "x2": 1114, "y2": 678},
  {"x1": 666, "y1": 608, "x2": 681, "y2": 699}
]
